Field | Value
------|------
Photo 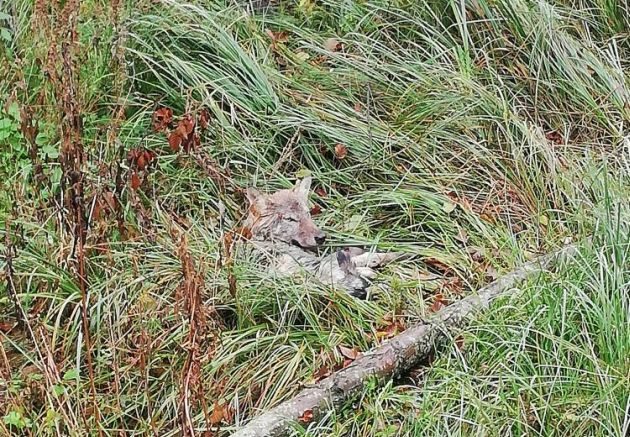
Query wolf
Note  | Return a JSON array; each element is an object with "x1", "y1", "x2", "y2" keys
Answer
[{"x1": 243, "y1": 177, "x2": 402, "y2": 298}]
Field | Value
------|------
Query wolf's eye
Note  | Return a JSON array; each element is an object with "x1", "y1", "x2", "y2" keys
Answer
[{"x1": 285, "y1": 216, "x2": 298, "y2": 222}]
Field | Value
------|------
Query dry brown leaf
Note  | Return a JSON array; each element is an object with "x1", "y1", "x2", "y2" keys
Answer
[
  {"x1": 375, "y1": 319, "x2": 405, "y2": 340},
  {"x1": 442, "y1": 276, "x2": 463, "y2": 294},
  {"x1": 266, "y1": 29, "x2": 288, "y2": 44},
  {"x1": 210, "y1": 400, "x2": 224, "y2": 425},
  {"x1": 0, "y1": 321, "x2": 15, "y2": 333},
  {"x1": 467, "y1": 246, "x2": 485, "y2": 262},
  {"x1": 180, "y1": 114, "x2": 196, "y2": 135},
  {"x1": 152, "y1": 107, "x2": 173, "y2": 132},
  {"x1": 312, "y1": 365, "x2": 331, "y2": 382},
  {"x1": 429, "y1": 293, "x2": 448, "y2": 312},
  {"x1": 168, "y1": 132, "x2": 182, "y2": 151},
  {"x1": 425, "y1": 257, "x2": 453, "y2": 274},
  {"x1": 298, "y1": 409, "x2": 314, "y2": 424},
  {"x1": 130, "y1": 172, "x2": 141, "y2": 190},
  {"x1": 324, "y1": 37, "x2": 342, "y2": 52},
  {"x1": 310, "y1": 205, "x2": 322, "y2": 216},
  {"x1": 29, "y1": 298, "x2": 48, "y2": 317},
  {"x1": 334, "y1": 143, "x2": 348, "y2": 159},
  {"x1": 455, "y1": 335, "x2": 465, "y2": 351},
  {"x1": 545, "y1": 130, "x2": 563, "y2": 145},
  {"x1": 199, "y1": 108, "x2": 210, "y2": 130},
  {"x1": 484, "y1": 264, "x2": 499, "y2": 281},
  {"x1": 338, "y1": 345, "x2": 360, "y2": 360}
]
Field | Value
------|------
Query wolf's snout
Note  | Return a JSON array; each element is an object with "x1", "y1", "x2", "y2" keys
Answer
[{"x1": 315, "y1": 233, "x2": 326, "y2": 245}]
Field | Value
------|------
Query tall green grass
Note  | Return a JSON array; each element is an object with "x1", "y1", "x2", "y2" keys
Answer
[
  {"x1": 0, "y1": 0, "x2": 628, "y2": 435},
  {"x1": 307, "y1": 190, "x2": 629, "y2": 436}
]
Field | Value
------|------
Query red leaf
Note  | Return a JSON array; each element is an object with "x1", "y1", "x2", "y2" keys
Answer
[
  {"x1": 0, "y1": 321, "x2": 15, "y2": 333},
  {"x1": 442, "y1": 276, "x2": 463, "y2": 294},
  {"x1": 312, "y1": 365, "x2": 331, "y2": 382},
  {"x1": 210, "y1": 400, "x2": 224, "y2": 425},
  {"x1": 136, "y1": 154, "x2": 147, "y2": 171},
  {"x1": 127, "y1": 149, "x2": 140, "y2": 162},
  {"x1": 175, "y1": 123, "x2": 189, "y2": 140},
  {"x1": 338, "y1": 345, "x2": 360, "y2": 360},
  {"x1": 266, "y1": 29, "x2": 289, "y2": 48},
  {"x1": 142, "y1": 150, "x2": 156, "y2": 167},
  {"x1": 128, "y1": 147, "x2": 156, "y2": 170},
  {"x1": 314, "y1": 187, "x2": 327, "y2": 197},
  {"x1": 455, "y1": 335, "x2": 465, "y2": 351},
  {"x1": 168, "y1": 132, "x2": 182, "y2": 151},
  {"x1": 152, "y1": 107, "x2": 173, "y2": 132},
  {"x1": 93, "y1": 200, "x2": 103, "y2": 220},
  {"x1": 545, "y1": 130, "x2": 563, "y2": 145},
  {"x1": 324, "y1": 37, "x2": 342, "y2": 52},
  {"x1": 429, "y1": 293, "x2": 448, "y2": 312},
  {"x1": 180, "y1": 114, "x2": 195, "y2": 136},
  {"x1": 181, "y1": 133, "x2": 199, "y2": 154},
  {"x1": 375, "y1": 319, "x2": 406, "y2": 340},
  {"x1": 131, "y1": 172, "x2": 141, "y2": 190},
  {"x1": 298, "y1": 409, "x2": 314, "y2": 424},
  {"x1": 199, "y1": 108, "x2": 210, "y2": 130},
  {"x1": 310, "y1": 205, "x2": 322, "y2": 216},
  {"x1": 425, "y1": 257, "x2": 453, "y2": 274},
  {"x1": 334, "y1": 143, "x2": 348, "y2": 159}
]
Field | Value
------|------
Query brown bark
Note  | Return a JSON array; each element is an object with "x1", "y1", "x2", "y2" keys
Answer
[{"x1": 231, "y1": 243, "x2": 581, "y2": 437}]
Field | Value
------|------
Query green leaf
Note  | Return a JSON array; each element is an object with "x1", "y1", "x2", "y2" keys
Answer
[
  {"x1": 0, "y1": 118, "x2": 13, "y2": 131},
  {"x1": 35, "y1": 132, "x2": 48, "y2": 145},
  {"x1": 295, "y1": 168, "x2": 312, "y2": 178},
  {"x1": 26, "y1": 372, "x2": 43, "y2": 381},
  {"x1": 51, "y1": 166, "x2": 63, "y2": 183},
  {"x1": 298, "y1": 0, "x2": 315, "y2": 15},
  {"x1": 44, "y1": 409, "x2": 61, "y2": 429},
  {"x1": 52, "y1": 384, "x2": 65, "y2": 396},
  {"x1": 0, "y1": 28, "x2": 11, "y2": 43},
  {"x1": 41, "y1": 143, "x2": 59, "y2": 159},
  {"x1": 63, "y1": 368, "x2": 80, "y2": 381},
  {"x1": 539, "y1": 214, "x2": 549, "y2": 226},
  {"x1": 3, "y1": 410, "x2": 31, "y2": 429},
  {"x1": 442, "y1": 201, "x2": 457, "y2": 214},
  {"x1": 7, "y1": 101, "x2": 20, "y2": 120}
]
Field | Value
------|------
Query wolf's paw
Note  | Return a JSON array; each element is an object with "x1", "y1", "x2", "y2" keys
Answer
[
  {"x1": 356, "y1": 266, "x2": 377, "y2": 279},
  {"x1": 351, "y1": 252, "x2": 408, "y2": 268}
]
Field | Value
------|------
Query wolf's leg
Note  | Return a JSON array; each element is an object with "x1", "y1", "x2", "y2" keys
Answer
[
  {"x1": 351, "y1": 252, "x2": 406, "y2": 268},
  {"x1": 355, "y1": 266, "x2": 377, "y2": 279}
]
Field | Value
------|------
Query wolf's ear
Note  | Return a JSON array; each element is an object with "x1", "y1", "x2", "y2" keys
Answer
[
  {"x1": 245, "y1": 187, "x2": 262, "y2": 205},
  {"x1": 294, "y1": 176, "x2": 312, "y2": 197}
]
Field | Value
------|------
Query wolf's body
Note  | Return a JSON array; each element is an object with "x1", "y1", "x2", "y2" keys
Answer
[{"x1": 242, "y1": 177, "x2": 402, "y2": 298}]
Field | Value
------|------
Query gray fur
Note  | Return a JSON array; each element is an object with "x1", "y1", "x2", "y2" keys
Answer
[{"x1": 243, "y1": 178, "x2": 403, "y2": 298}]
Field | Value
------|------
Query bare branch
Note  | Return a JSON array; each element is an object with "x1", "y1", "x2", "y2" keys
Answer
[{"x1": 231, "y1": 243, "x2": 582, "y2": 437}]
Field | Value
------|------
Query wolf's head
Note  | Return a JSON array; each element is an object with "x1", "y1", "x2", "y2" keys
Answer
[{"x1": 245, "y1": 177, "x2": 326, "y2": 249}]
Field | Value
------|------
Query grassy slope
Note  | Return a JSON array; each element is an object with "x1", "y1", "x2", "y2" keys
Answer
[{"x1": 0, "y1": 0, "x2": 628, "y2": 435}]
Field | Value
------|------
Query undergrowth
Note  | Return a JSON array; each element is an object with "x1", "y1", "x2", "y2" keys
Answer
[{"x1": 0, "y1": 0, "x2": 628, "y2": 435}]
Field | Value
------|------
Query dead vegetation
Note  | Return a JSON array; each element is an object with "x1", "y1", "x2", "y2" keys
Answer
[{"x1": 0, "y1": 0, "x2": 628, "y2": 435}]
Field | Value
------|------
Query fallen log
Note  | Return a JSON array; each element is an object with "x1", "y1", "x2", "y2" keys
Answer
[{"x1": 231, "y1": 243, "x2": 581, "y2": 437}]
